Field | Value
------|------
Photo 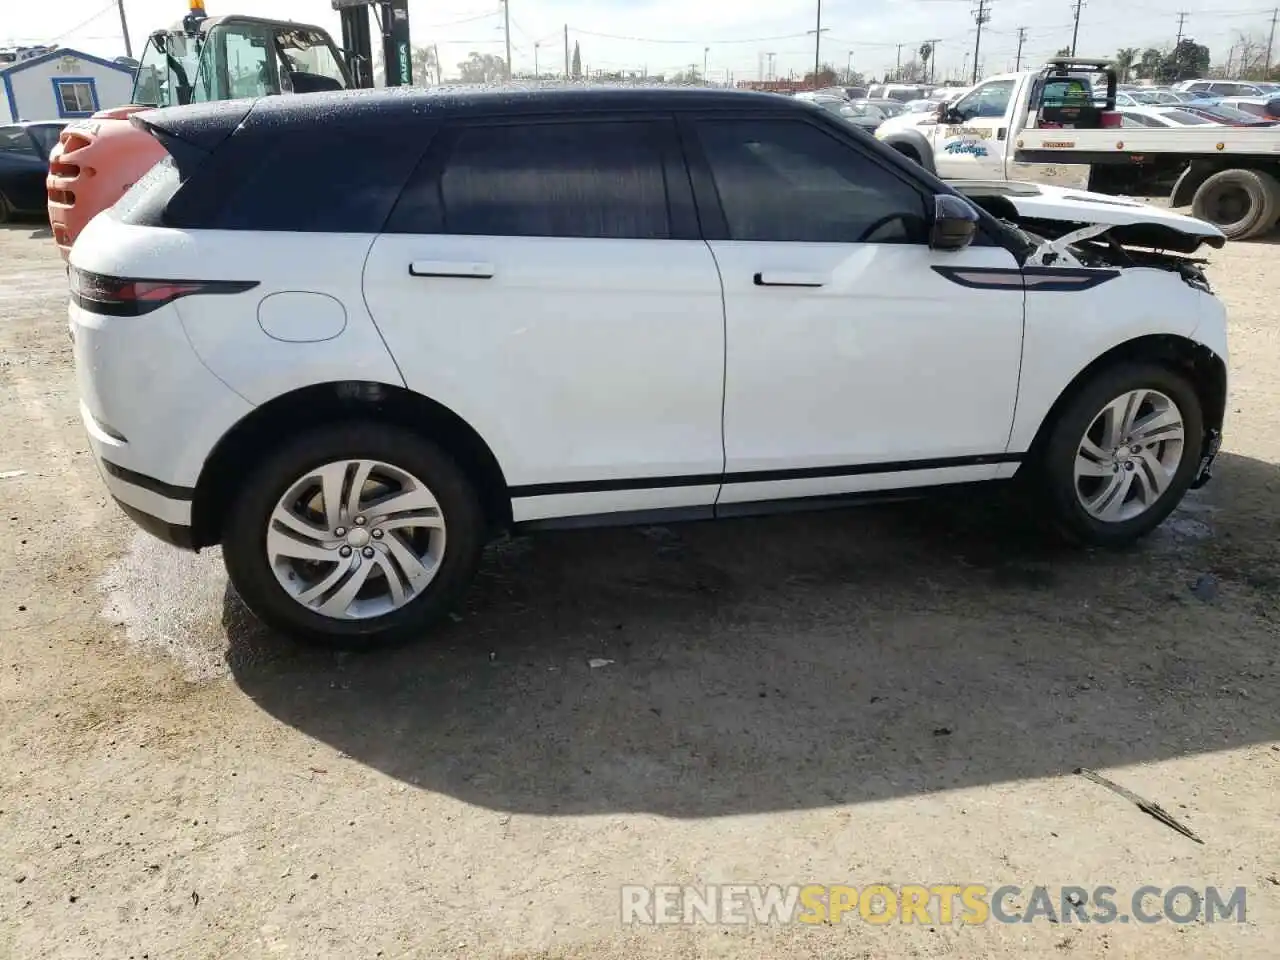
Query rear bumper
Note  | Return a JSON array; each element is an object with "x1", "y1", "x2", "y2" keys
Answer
[{"x1": 88, "y1": 444, "x2": 198, "y2": 550}]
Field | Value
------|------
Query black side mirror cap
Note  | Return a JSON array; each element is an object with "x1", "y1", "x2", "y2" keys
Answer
[{"x1": 930, "y1": 194, "x2": 979, "y2": 251}]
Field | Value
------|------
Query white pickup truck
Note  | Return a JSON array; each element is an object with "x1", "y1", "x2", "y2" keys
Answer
[{"x1": 876, "y1": 57, "x2": 1280, "y2": 240}]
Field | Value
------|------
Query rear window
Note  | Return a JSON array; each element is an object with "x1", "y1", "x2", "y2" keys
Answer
[{"x1": 155, "y1": 125, "x2": 431, "y2": 232}]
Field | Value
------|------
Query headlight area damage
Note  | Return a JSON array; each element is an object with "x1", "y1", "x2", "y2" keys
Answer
[{"x1": 949, "y1": 180, "x2": 1225, "y2": 292}]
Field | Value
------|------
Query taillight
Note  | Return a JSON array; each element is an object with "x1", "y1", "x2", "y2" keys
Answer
[
  {"x1": 68, "y1": 267, "x2": 257, "y2": 316},
  {"x1": 1100, "y1": 111, "x2": 1122, "y2": 128}
]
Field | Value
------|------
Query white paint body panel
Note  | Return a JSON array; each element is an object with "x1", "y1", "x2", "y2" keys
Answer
[
  {"x1": 710, "y1": 241, "x2": 1025, "y2": 495},
  {"x1": 362, "y1": 235, "x2": 727, "y2": 513}
]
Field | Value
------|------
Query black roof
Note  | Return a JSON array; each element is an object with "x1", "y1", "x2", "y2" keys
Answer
[{"x1": 143, "y1": 85, "x2": 810, "y2": 138}]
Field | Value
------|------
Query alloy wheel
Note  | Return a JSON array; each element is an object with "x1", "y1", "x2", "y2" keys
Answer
[
  {"x1": 1073, "y1": 389, "x2": 1185, "y2": 523},
  {"x1": 266, "y1": 459, "x2": 447, "y2": 619}
]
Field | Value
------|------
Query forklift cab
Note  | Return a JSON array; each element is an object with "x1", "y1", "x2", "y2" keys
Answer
[
  {"x1": 1027, "y1": 57, "x2": 1120, "y2": 129},
  {"x1": 189, "y1": 18, "x2": 352, "y2": 101}
]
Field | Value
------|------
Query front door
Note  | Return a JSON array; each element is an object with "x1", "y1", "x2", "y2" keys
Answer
[
  {"x1": 362, "y1": 117, "x2": 727, "y2": 524},
  {"x1": 931, "y1": 78, "x2": 1017, "y2": 179},
  {"x1": 689, "y1": 116, "x2": 1026, "y2": 507}
]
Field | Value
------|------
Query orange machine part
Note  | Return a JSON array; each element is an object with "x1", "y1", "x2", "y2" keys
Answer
[{"x1": 47, "y1": 105, "x2": 167, "y2": 259}]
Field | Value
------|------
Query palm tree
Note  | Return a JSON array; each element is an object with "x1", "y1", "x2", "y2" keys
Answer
[{"x1": 1114, "y1": 47, "x2": 1139, "y2": 82}]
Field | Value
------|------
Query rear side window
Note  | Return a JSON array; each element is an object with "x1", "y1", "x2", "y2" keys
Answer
[
  {"x1": 695, "y1": 118, "x2": 928, "y2": 244},
  {"x1": 0, "y1": 126, "x2": 37, "y2": 157},
  {"x1": 388, "y1": 120, "x2": 672, "y2": 239},
  {"x1": 167, "y1": 126, "x2": 429, "y2": 232}
]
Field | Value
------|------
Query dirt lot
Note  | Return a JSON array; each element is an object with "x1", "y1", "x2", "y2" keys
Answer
[{"x1": 1, "y1": 220, "x2": 1277, "y2": 960}]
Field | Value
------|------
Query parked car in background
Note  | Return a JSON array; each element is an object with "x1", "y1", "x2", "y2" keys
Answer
[
  {"x1": 1117, "y1": 106, "x2": 1219, "y2": 127},
  {"x1": 866, "y1": 83, "x2": 931, "y2": 102},
  {"x1": 70, "y1": 86, "x2": 1227, "y2": 646},
  {"x1": 855, "y1": 97, "x2": 906, "y2": 118},
  {"x1": 0, "y1": 121, "x2": 67, "y2": 222},
  {"x1": 1116, "y1": 89, "x2": 1183, "y2": 106},
  {"x1": 1215, "y1": 96, "x2": 1280, "y2": 120},
  {"x1": 844, "y1": 86, "x2": 868, "y2": 99},
  {"x1": 1179, "y1": 101, "x2": 1280, "y2": 126},
  {"x1": 796, "y1": 92, "x2": 885, "y2": 132},
  {"x1": 1175, "y1": 79, "x2": 1268, "y2": 97},
  {"x1": 902, "y1": 99, "x2": 942, "y2": 113}
]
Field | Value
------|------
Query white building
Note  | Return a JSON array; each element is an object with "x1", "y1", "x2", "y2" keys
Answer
[{"x1": 1, "y1": 48, "x2": 134, "y2": 123}]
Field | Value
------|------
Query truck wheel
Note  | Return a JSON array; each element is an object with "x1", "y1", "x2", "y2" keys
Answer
[{"x1": 1191, "y1": 168, "x2": 1280, "y2": 240}]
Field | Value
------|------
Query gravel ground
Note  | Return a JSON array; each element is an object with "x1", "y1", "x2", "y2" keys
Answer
[{"x1": 1, "y1": 219, "x2": 1277, "y2": 959}]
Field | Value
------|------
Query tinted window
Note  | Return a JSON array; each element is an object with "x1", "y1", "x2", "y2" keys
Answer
[
  {"x1": 419, "y1": 121, "x2": 671, "y2": 239},
  {"x1": 695, "y1": 119, "x2": 928, "y2": 244},
  {"x1": 0, "y1": 126, "x2": 37, "y2": 157},
  {"x1": 26, "y1": 124, "x2": 65, "y2": 157},
  {"x1": 166, "y1": 126, "x2": 428, "y2": 232}
]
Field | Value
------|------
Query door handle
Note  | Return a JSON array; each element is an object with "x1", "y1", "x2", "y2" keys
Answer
[
  {"x1": 753, "y1": 271, "x2": 827, "y2": 288},
  {"x1": 408, "y1": 261, "x2": 495, "y2": 279},
  {"x1": 997, "y1": 127, "x2": 1008, "y2": 140}
]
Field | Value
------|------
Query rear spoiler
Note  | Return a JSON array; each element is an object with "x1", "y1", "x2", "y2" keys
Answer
[{"x1": 128, "y1": 98, "x2": 253, "y2": 169}]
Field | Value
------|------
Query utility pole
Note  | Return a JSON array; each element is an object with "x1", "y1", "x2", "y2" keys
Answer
[
  {"x1": 534, "y1": 41, "x2": 539, "y2": 82},
  {"x1": 1015, "y1": 26, "x2": 1027, "y2": 70},
  {"x1": 1267, "y1": 7, "x2": 1278, "y2": 75},
  {"x1": 116, "y1": 0, "x2": 132, "y2": 59},
  {"x1": 704, "y1": 46, "x2": 710, "y2": 84},
  {"x1": 1070, "y1": 0, "x2": 1086, "y2": 56},
  {"x1": 923, "y1": 39, "x2": 941, "y2": 84},
  {"x1": 433, "y1": 42, "x2": 441, "y2": 83},
  {"x1": 502, "y1": 0, "x2": 512, "y2": 81},
  {"x1": 971, "y1": 0, "x2": 992, "y2": 84},
  {"x1": 896, "y1": 43, "x2": 903, "y2": 80},
  {"x1": 846, "y1": 49, "x2": 853, "y2": 83},
  {"x1": 767, "y1": 51, "x2": 776, "y2": 80},
  {"x1": 1175, "y1": 11, "x2": 1188, "y2": 47},
  {"x1": 811, "y1": 0, "x2": 824, "y2": 84},
  {"x1": 564, "y1": 25, "x2": 570, "y2": 78}
]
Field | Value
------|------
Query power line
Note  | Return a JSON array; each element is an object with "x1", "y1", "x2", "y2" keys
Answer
[{"x1": 569, "y1": 27, "x2": 812, "y2": 45}]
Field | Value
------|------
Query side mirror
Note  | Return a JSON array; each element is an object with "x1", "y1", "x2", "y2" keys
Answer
[
  {"x1": 935, "y1": 102, "x2": 953, "y2": 122},
  {"x1": 930, "y1": 194, "x2": 979, "y2": 251}
]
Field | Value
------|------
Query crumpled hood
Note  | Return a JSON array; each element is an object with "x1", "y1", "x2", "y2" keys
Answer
[{"x1": 947, "y1": 180, "x2": 1227, "y2": 254}]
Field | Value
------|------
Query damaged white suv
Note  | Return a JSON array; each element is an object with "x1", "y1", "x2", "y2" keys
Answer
[{"x1": 70, "y1": 88, "x2": 1228, "y2": 646}]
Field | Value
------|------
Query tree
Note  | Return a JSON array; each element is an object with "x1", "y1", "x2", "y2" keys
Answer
[
  {"x1": 457, "y1": 52, "x2": 506, "y2": 84},
  {"x1": 919, "y1": 42, "x2": 934, "y2": 82},
  {"x1": 1114, "y1": 47, "x2": 1139, "y2": 82},
  {"x1": 804, "y1": 63, "x2": 839, "y2": 87},
  {"x1": 1161, "y1": 38, "x2": 1211, "y2": 82},
  {"x1": 571, "y1": 40, "x2": 582, "y2": 79},
  {"x1": 1136, "y1": 47, "x2": 1164, "y2": 80}
]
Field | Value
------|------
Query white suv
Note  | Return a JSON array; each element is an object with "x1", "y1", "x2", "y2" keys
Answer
[{"x1": 70, "y1": 88, "x2": 1229, "y2": 646}]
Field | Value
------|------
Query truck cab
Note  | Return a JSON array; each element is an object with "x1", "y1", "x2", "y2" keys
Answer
[{"x1": 876, "y1": 58, "x2": 1119, "y2": 187}]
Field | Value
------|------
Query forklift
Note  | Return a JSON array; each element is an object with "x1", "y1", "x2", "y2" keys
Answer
[{"x1": 47, "y1": 0, "x2": 413, "y2": 256}]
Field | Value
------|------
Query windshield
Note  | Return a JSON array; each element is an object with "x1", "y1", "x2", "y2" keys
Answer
[{"x1": 132, "y1": 32, "x2": 201, "y2": 107}]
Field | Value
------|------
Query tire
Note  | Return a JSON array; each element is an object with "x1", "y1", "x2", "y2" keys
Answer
[
  {"x1": 221, "y1": 421, "x2": 486, "y2": 648},
  {"x1": 1035, "y1": 362, "x2": 1204, "y2": 547},
  {"x1": 1190, "y1": 168, "x2": 1280, "y2": 240}
]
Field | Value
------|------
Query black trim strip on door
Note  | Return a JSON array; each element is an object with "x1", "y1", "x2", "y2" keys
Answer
[
  {"x1": 101, "y1": 459, "x2": 195, "y2": 502},
  {"x1": 931, "y1": 265, "x2": 1119, "y2": 292},
  {"x1": 507, "y1": 453, "x2": 1021, "y2": 499}
]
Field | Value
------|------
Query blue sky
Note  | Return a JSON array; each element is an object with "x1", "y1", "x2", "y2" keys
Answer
[{"x1": 4, "y1": 0, "x2": 1276, "y2": 81}]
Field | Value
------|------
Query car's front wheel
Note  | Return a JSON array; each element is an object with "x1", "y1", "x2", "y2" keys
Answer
[
  {"x1": 1037, "y1": 362, "x2": 1204, "y2": 546},
  {"x1": 222, "y1": 422, "x2": 485, "y2": 647}
]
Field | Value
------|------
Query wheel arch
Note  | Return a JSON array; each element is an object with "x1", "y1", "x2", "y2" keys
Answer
[
  {"x1": 190, "y1": 381, "x2": 512, "y2": 548},
  {"x1": 1171, "y1": 159, "x2": 1280, "y2": 209},
  {"x1": 878, "y1": 130, "x2": 936, "y2": 173},
  {"x1": 1022, "y1": 334, "x2": 1227, "y2": 465}
]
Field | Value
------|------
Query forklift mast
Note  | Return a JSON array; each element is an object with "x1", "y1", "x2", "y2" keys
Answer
[{"x1": 331, "y1": 0, "x2": 411, "y2": 88}]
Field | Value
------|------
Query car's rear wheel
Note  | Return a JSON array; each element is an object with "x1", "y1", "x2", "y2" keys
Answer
[
  {"x1": 1191, "y1": 168, "x2": 1280, "y2": 240},
  {"x1": 1036, "y1": 362, "x2": 1204, "y2": 546},
  {"x1": 222, "y1": 422, "x2": 485, "y2": 648}
]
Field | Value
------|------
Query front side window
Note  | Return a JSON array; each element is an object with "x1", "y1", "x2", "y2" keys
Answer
[
  {"x1": 53, "y1": 80, "x2": 96, "y2": 117},
  {"x1": 695, "y1": 118, "x2": 928, "y2": 244},
  {"x1": 0, "y1": 126, "x2": 37, "y2": 157},
  {"x1": 952, "y1": 79, "x2": 1016, "y2": 121},
  {"x1": 430, "y1": 121, "x2": 671, "y2": 239}
]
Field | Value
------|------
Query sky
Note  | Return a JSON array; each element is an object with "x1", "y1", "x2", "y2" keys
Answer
[{"x1": 4, "y1": 0, "x2": 1278, "y2": 82}]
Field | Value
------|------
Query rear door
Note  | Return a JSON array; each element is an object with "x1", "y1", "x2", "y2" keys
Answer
[
  {"x1": 362, "y1": 117, "x2": 727, "y2": 524},
  {"x1": 0, "y1": 126, "x2": 47, "y2": 211}
]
